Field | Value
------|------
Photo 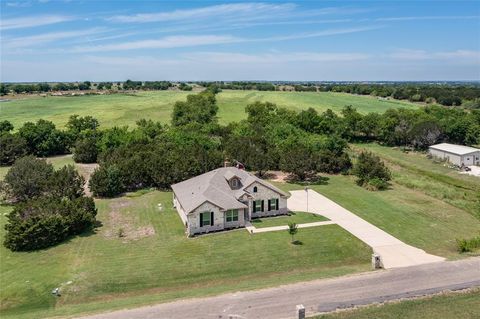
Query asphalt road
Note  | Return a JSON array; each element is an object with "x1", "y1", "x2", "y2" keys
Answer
[{"x1": 79, "y1": 257, "x2": 480, "y2": 319}]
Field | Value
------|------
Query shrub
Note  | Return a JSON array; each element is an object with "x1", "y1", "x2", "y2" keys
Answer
[
  {"x1": 0, "y1": 133, "x2": 28, "y2": 166},
  {"x1": 353, "y1": 151, "x2": 391, "y2": 190},
  {"x1": 2, "y1": 156, "x2": 54, "y2": 202},
  {"x1": 89, "y1": 165, "x2": 124, "y2": 197},
  {"x1": 456, "y1": 236, "x2": 480, "y2": 253},
  {"x1": 73, "y1": 136, "x2": 99, "y2": 163},
  {"x1": 3, "y1": 197, "x2": 97, "y2": 251}
]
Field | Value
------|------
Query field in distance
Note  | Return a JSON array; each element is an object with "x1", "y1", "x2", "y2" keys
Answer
[{"x1": 0, "y1": 90, "x2": 419, "y2": 129}]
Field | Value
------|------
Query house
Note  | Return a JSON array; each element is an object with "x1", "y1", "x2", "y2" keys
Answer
[
  {"x1": 171, "y1": 166, "x2": 290, "y2": 236},
  {"x1": 429, "y1": 143, "x2": 480, "y2": 167}
]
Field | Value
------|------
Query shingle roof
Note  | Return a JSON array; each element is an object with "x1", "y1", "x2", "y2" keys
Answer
[
  {"x1": 171, "y1": 167, "x2": 289, "y2": 214},
  {"x1": 429, "y1": 143, "x2": 480, "y2": 156}
]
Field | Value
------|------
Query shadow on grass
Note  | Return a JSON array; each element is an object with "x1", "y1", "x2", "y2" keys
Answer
[
  {"x1": 291, "y1": 240, "x2": 303, "y2": 246},
  {"x1": 286, "y1": 175, "x2": 330, "y2": 186}
]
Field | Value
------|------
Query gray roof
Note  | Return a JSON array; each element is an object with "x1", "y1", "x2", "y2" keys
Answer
[
  {"x1": 429, "y1": 143, "x2": 480, "y2": 156},
  {"x1": 171, "y1": 167, "x2": 289, "y2": 214}
]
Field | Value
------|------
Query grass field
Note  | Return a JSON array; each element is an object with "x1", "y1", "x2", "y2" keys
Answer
[
  {"x1": 352, "y1": 143, "x2": 480, "y2": 219},
  {"x1": 252, "y1": 211, "x2": 329, "y2": 228},
  {"x1": 276, "y1": 173, "x2": 480, "y2": 258},
  {"x1": 0, "y1": 189, "x2": 371, "y2": 319},
  {"x1": 313, "y1": 289, "x2": 480, "y2": 319},
  {"x1": 0, "y1": 90, "x2": 419, "y2": 129}
]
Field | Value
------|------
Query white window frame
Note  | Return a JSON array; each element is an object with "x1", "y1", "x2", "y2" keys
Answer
[
  {"x1": 231, "y1": 178, "x2": 238, "y2": 188},
  {"x1": 226, "y1": 209, "x2": 239, "y2": 222}
]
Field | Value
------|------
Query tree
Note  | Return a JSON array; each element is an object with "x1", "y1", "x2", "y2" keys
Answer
[
  {"x1": 288, "y1": 222, "x2": 298, "y2": 243},
  {"x1": 352, "y1": 152, "x2": 391, "y2": 190},
  {"x1": 73, "y1": 135, "x2": 99, "y2": 163},
  {"x1": 279, "y1": 135, "x2": 316, "y2": 180},
  {"x1": 0, "y1": 120, "x2": 14, "y2": 133},
  {"x1": 66, "y1": 115, "x2": 99, "y2": 136},
  {"x1": 3, "y1": 196, "x2": 96, "y2": 251},
  {"x1": 49, "y1": 165, "x2": 85, "y2": 200},
  {"x1": 18, "y1": 119, "x2": 69, "y2": 156},
  {"x1": 89, "y1": 165, "x2": 124, "y2": 197},
  {"x1": 172, "y1": 92, "x2": 218, "y2": 126},
  {"x1": 2, "y1": 156, "x2": 54, "y2": 202},
  {"x1": 0, "y1": 133, "x2": 28, "y2": 166}
]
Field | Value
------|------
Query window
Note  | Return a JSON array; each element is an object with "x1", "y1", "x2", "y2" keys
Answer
[
  {"x1": 200, "y1": 212, "x2": 212, "y2": 227},
  {"x1": 231, "y1": 178, "x2": 238, "y2": 188},
  {"x1": 253, "y1": 200, "x2": 263, "y2": 213},
  {"x1": 268, "y1": 198, "x2": 278, "y2": 211},
  {"x1": 226, "y1": 209, "x2": 239, "y2": 222},
  {"x1": 253, "y1": 186, "x2": 258, "y2": 193}
]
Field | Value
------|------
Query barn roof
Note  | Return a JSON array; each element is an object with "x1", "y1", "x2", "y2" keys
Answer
[{"x1": 429, "y1": 143, "x2": 480, "y2": 156}]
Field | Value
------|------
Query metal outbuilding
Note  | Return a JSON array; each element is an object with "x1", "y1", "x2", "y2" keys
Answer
[{"x1": 428, "y1": 143, "x2": 480, "y2": 166}]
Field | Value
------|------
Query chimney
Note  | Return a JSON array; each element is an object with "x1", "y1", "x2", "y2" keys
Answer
[{"x1": 224, "y1": 158, "x2": 231, "y2": 167}]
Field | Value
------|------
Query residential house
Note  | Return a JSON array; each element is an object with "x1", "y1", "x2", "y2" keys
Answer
[{"x1": 171, "y1": 166, "x2": 290, "y2": 236}]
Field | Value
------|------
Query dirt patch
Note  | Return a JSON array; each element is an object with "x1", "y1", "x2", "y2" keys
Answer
[
  {"x1": 75, "y1": 162, "x2": 99, "y2": 197},
  {"x1": 103, "y1": 199, "x2": 155, "y2": 241},
  {"x1": 266, "y1": 170, "x2": 289, "y2": 183}
]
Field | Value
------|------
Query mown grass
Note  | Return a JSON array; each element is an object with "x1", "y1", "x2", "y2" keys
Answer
[
  {"x1": 252, "y1": 211, "x2": 329, "y2": 228},
  {"x1": 0, "y1": 190, "x2": 371, "y2": 319},
  {"x1": 1, "y1": 90, "x2": 419, "y2": 130},
  {"x1": 312, "y1": 289, "x2": 480, "y2": 319},
  {"x1": 275, "y1": 174, "x2": 480, "y2": 258},
  {"x1": 351, "y1": 143, "x2": 480, "y2": 219}
]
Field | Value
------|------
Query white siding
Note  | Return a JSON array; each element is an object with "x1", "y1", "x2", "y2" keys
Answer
[{"x1": 429, "y1": 148, "x2": 480, "y2": 166}]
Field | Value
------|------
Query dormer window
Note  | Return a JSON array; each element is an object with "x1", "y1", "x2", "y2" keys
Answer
[
  {"x1": 231, "y1": 178, "x2": 239, "y2": 188},
  {"x1": 253, "y1": 186, "x2": 258, "y2": 193}
]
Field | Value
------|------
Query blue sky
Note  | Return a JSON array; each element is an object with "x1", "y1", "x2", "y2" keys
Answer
[{"x1": 1, "y1": 0, "x2": 479, "y2": 81}]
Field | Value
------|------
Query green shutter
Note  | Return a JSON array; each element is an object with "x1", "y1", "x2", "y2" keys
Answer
[
  {"x1": 210, "y1": 212, "x2": 214, "y2": 226},
  {"x1": 261, "y1": 200, "x2": 264, "y2": 212},
  {"x1": 276, "y1": 198, "x2": 279, "y2": 210},
  {"x1": 200, "y1": 213, "x2": 203, "y2": 227},
  {"x1": 253, "y1": 201, "x2": 256, "y2": 213},
  {"x1": 268, "y1": 200, "x2": 271, "y2": 211}
]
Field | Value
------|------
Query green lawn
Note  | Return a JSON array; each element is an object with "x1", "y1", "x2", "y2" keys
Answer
[
  {"x1": 313, "y1": 289, "x2": 480, "y2": 319},
  {"x1": 274, "y1": 174, "x2": 480, "y2": 258},
  {"x1": 252, "y1": 211, "x2": 329, "y2": 228},
  {"x1": 352, "y1": 143, "x2": 480, "y2": 219},
  {"x1": 1, "y1": 90, "x2": 419, "y2": 130},
  {"x1": 0, "y1": 190, "x2": 371, "y2": 319}
]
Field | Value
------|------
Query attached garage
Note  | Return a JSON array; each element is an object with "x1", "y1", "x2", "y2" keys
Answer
[{"x1": 429, "y1": 143, "x2": 480, "y2": 167}]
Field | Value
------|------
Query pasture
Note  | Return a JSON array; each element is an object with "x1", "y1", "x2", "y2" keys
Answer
[
  {"x1": 0, "y1": 90, "x2": 419, "y2": 129},
  {"x1": 0, "y1": 187, "x2": 371, "y2": 319}
]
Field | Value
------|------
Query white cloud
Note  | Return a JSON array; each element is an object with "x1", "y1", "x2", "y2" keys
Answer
[
  {"x1": 71, "y1": 35, "x2": 239, "y2": 53},
  {"x1": 389, "y1": 49, "x2": 480, "y2": 62},
  {"x1": 0, "y1": 15, "x2": 73, "y2": 30},
  {"x1": 2, "y1": 28, "x2": 107, "y2": 49},
  {"x1": 184, "y1": 52, "x2": 371, "y2": 63},
  {"x1": 376, "y1": 15, "x2": 479, "y2": 22},
  {"x1": 107, "y1": 2, "x2": 296, "y2": 23}
]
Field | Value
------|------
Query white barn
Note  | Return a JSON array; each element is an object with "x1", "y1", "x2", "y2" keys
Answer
[{"x1": 428, "y1": 143, "x2": 480, "y2": 167}]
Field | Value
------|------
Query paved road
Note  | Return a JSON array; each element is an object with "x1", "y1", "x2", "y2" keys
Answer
[
  {"x1": 288, "y1": 190, "x2": 445, "y2": 268},
  {"x1": 80, "y1": 257, "x2": 480, "y2": 319}
]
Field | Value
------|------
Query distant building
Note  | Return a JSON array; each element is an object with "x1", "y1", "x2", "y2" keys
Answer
[
  {"x1": 171, "y1": 166, "x2": 290, "y2": 236},
  {"x1": 428, "y1": 143, "x2": 480, "y2": 167}
]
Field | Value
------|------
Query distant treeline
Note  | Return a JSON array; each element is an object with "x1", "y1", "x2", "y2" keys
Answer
[
  {"x1": 1, "y1": 80, "x2": 479, "y2": 108},
  {"x1": 0, "y1": 80, "x2": 195, "y2": 95}
]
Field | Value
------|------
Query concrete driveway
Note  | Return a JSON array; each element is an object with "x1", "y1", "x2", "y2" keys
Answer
[{"x1": 288, "y1": 190, "x2": 445, "y2": 269}]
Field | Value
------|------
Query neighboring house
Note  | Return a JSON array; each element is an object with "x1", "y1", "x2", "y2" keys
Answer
[
  {"x1": 429, "y1": 143, "x2": 480, "y2": 167},
  {"x1": 171, "y1": 166, "x2": 290, "y2": 236}
]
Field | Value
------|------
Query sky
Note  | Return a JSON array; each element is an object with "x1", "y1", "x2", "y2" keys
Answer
[{"x1": 1, "y1": 0, "x2": 479, "y2": 82}]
